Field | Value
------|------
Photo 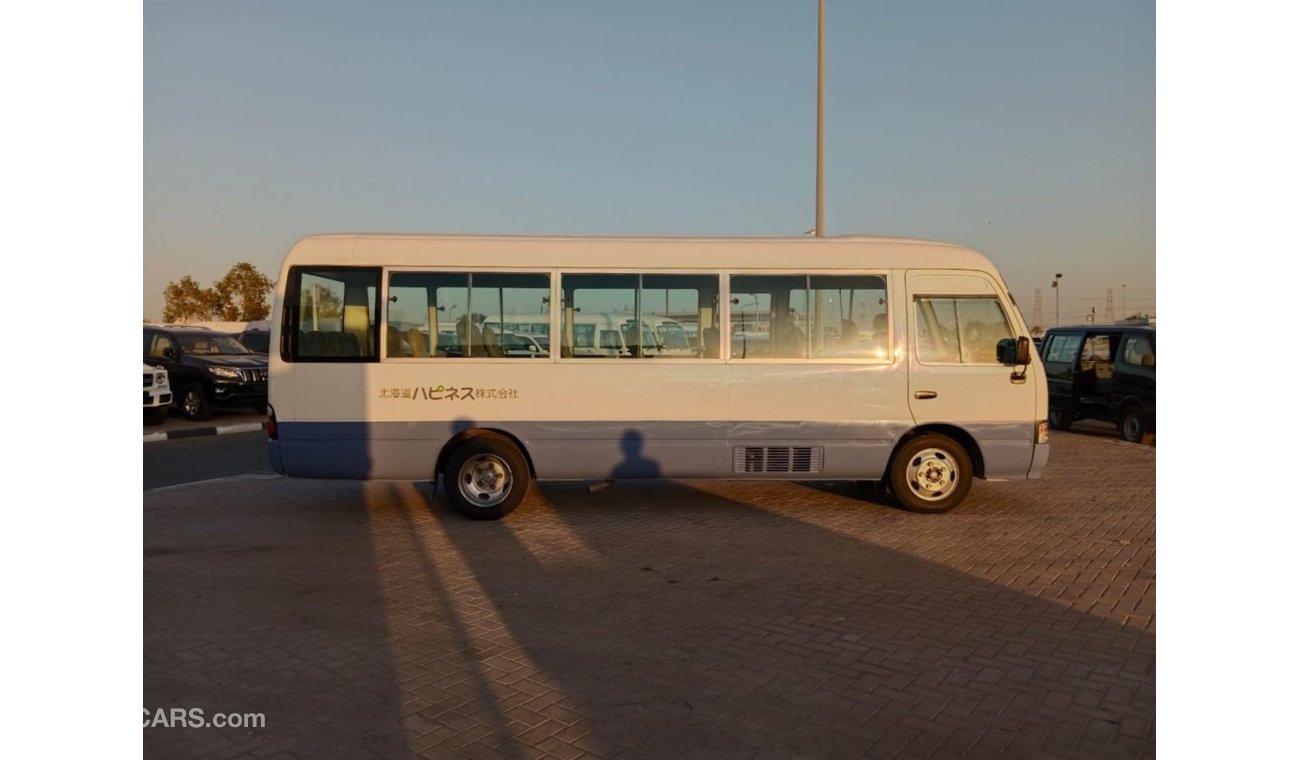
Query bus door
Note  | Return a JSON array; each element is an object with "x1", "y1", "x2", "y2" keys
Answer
[{"x1": 904, "y1": 270, "x2": 1036, "y2": 476}]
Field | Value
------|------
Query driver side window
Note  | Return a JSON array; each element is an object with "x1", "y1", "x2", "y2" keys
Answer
[
  {"x1": 913, "y1": 296, "x2": 1013, "y2": 364},
  {"x1": 148, "y1": 333, "x2": 175, "y2": 360}
]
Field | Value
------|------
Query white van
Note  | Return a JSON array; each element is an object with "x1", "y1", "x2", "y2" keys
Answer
[{"x1": 267, "y1": 234, "x2": 1049, "y2": 519}]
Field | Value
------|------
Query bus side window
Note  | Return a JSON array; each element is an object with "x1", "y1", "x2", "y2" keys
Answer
[{"x1": 291, "y1": 267, "x2": 380, "y2": 361}]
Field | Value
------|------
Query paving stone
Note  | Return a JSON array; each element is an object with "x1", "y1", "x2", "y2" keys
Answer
[{"x1": 146, "y1": 432, "x2": 1155, "y2": 758}]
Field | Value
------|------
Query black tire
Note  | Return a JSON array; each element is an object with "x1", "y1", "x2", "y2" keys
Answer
[
  {"x1": 1119, "y1": 407, "x2": 1147, "y2": 443},
  {"x1": 443, "y1": 436, "x2": 530, "y2": 520},
  {"x1": 143, "y1": 405, "x2": 169, "y2": 426},
  {"x1": 888, "y1": 433, "x2": 973, "y2": 514},
  {"x1": 179, "y1": 383, "x2": 213, "y2": 421},
  {"x1": 1048, "y1": 402, "x2": 1073, "y2": 431}
]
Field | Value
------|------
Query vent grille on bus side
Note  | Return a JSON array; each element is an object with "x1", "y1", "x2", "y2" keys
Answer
[{"x1": 733, "y1": 446, "x2": 823, "y2": 474}]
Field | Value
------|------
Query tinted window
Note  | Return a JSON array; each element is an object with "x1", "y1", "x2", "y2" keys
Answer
[
  {"x1": 239, "y1": 332, "x2": 271, "y2": 353},
  {"x1": 1119, "y1": 334, "x2": 1155, "y2": 368},
  {"x1": 178, "y1": 333, "x2": 251, "y2": 355},
  {"x1": 1044, "y1": 334, "x2": 1083, "y2": 363}
]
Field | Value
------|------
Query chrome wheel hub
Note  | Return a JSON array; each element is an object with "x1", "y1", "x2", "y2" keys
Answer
[
  {"x1": 459, "y1": 454, "x2": 512, "y2": 507},
  {"x1": 905, "y1": 448, "x2": 958, "y2": 501}
]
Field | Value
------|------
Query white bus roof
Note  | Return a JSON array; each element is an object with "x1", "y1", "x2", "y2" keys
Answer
[{"x1": 280, "y1": 233, "x2": 997, "y2": 274}]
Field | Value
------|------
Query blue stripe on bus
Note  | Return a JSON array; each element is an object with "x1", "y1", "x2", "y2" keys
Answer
[{"x1": 271, "y1": 420, "x2": 1036, "y2": 482}]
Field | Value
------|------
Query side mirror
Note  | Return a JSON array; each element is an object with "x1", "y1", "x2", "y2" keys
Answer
[
  {"x1": 997, "y1": 337, "x2": 1031, "y2": 366},
  {"x1": 162, "y1": 346, "x2": 177, "y2": 360}
]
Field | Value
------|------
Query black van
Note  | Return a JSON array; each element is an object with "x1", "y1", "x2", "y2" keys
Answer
[{"x1": 1041, "y1": 324, "x2": 1155, "y2": 442}]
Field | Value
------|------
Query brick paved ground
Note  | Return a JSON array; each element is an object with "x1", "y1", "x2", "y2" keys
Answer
[{"x1": 145, "y1": 431, "x2": 1155, "y2": 759}]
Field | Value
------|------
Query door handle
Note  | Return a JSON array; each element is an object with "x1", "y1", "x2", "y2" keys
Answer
[{"x1": 914, "y1": 390, "x2": 937, "y2": 400}]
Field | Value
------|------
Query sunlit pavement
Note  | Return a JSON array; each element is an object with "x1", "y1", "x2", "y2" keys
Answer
[{"x1": 144, "y1": 431, "x2": 1155, "y2": 759}]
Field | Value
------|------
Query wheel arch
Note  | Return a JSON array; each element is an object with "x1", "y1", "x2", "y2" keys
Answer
[
  {"x1": 436, "y1": 427, "x2": 537, "y2": 480},
  {"x1": 890, "y1": 424, "x2": 985, "y2": 479},
  {"x1": 1115, "y1": 395, "x2": 1146, "y2": 417}
]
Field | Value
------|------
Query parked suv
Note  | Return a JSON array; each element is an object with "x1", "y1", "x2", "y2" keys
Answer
[
  {"x1": 143, "y1": 325, "x2": 268, "y2": 421},
  {"x1": 1041, "y1": 324, "x2": 1155, "y2": 442},
  {"x1": 143, "y1": 364, "x2": 172, "y2": 425},
  {"x1": 232, "y1": 327, "x2": 271, "y2": 355}
]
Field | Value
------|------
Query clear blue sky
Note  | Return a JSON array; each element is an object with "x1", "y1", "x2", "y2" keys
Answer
[{"x1": 144, "y1": 0, "x2": 1154, "y2": 325}]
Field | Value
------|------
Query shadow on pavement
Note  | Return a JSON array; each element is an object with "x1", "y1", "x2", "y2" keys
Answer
[{"x1": 145, "y1": 432, "x2": 1154, "y2": 759}]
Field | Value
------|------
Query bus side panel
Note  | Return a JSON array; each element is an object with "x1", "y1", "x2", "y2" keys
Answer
[
  {"x1": 726, "y1": 362, "x2": 911, "y2": 480},
  {"x1": 525, "y1": 420, "x2": 909, "y2": 480},
  {"x1": 964, "y1": 422, "x2": 1040, "y2": 480},
  {"x1": 274, "y1": 419, "x2": 912, "y2": 481}
]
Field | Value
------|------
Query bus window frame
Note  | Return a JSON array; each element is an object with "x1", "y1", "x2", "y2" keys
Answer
[
  {"x1": 724, "y1": 269, "x2": 894, "y2": 365},
  {"x1": 283, "y1": 265, "x2": 383, "y2": 364},
  {"x1": 380, "y1": 266, "x2": 557, "y2": 362},
  {"x1": 557, "y1": 269, "x2": 726, "y2": 363}
]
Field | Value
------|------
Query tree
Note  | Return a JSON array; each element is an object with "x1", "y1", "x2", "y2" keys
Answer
[
  {"x1": 213, "y1": 262, "x2": 275, "y2": 321},
  {"x1": 162, "y1": 276, "x2": 220, "y2": 323},
  {"x1": 161, "y1": 263, "x2": 275, "y2": 323}
]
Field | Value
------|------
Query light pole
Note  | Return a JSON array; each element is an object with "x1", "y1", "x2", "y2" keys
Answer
[
  {"x1": 1121, "y1": 283, "x2": 1126, "y2": 320},
  {"x1": 815, "y1": 0, "x2": 825, "y2": 238},
  {"x1": 1051, "y1": 273, "x2": 1063, "y2": 326}
]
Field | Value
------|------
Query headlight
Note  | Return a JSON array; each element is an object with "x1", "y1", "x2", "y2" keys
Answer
[
  {"x1": 208, "y1": 366, "x2": 241, "y2": 380},
  {"x1": 155, "y1": 372, "x2": 168, "y2": 387}
]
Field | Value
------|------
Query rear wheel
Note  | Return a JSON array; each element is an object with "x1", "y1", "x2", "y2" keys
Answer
[
  {"x1": 180, "y1": 384, "x2": 213, "y2": 421},
  {"x1": 443, "y1": 436, "x2": 530, "y2": 520},
  {"x1": 889, "y1": 434, "x2": 973, "y2": 514},
  {"x1": 1048, "y1": 402, "x2": 1073, "y2": 431},
  {"x1": 1119, "y1": 407, "x2": 1147, "y2": 443}
]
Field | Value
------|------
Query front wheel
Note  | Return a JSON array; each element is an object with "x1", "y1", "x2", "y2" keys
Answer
[
  {"x1": 180, "y1": 384, "x2": 213, "y2": 421},
  {"x1": 888, "y1": 434, "x2": 973, "y2": 514},
  {"x1": 443, "y1": 436, "x2": 531, "y2": 520},
  {"x1": 1048, "y1": 403, "x2": 1073, "y2": 431}
]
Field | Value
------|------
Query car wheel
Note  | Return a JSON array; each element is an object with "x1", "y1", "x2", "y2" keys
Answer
[
  {"x1": 1119, "y1": 407, "x2": 1146, "y2": 443},
  {"x1": 888, "y1": 433, "x2": 973, "y2": 514},
  {"x1": 1048, "y1": 403, "x2": 1073, "y2": 431},
  {"x1": 443, "y1": 436, "x2": 530, "y2": 520},
  {"x1": 180, "y1": 384, "x2": 213, "y2": 421},
  {"x1": 144, "y1": 406, "x2": 169, "y2": 426}
]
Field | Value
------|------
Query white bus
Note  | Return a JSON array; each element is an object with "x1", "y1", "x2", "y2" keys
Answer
[{"x1": 267, "y1": 234, "x2": 1049, "y2": 519}]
